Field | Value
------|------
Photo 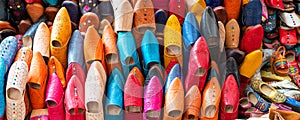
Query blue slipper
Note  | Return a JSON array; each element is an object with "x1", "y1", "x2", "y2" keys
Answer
[
  {"x1": 182, "y1": 12, "x2": 201, "y2": 79},
  {"x1": 164, "y1": 64, "x2": 182, "y2": 94},
  {"x1": 141, "y1": 30, "x2": 161, "y2": 75},
  {"x1": 68, "y1": 30, "x2": 86, "y2": 72},
  {"x1": 242, "y1": 0, "x2": 262, "y2": 26},
  {"x1": 0, "y1": 36, "x2": 18, "y2": 69},
  {"x1": 105, "y1": 68, "x2": 125, "y2": 120},
  {"x1": 117, "y1": 31, "x2": 141, "y2": 77},
  {"x1": 0, "y1": 58, "x2": 6, "y2": 117}
]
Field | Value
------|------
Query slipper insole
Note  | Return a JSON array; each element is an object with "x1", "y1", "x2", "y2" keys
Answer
[
  {"x1": 126, "y1": 106, "x2": 141, "y2": 113},
  {"x1": 107, "y1": 105, "x2": 121, "y2": 115},
  {"x1": 87, "y1": 101, "x2": 99, "y2": 113},
  {"x1": 261, "y1": 84, "x2": 272, "y2": 95},
  {"x1": 224, "y1": 105, "x2": 234, "y2": 113},
  {"x1": 7, "y1": 88, "x2": 21, "y2": 100},
  {"x1": 46, "y1": 100, "x2": 57, "y2": 107},
  {"x1": 106, "y1": 53, "x2": 118, "y2": 64},
  {"x1": 204, "y1": 105, "x2": 216, "y2": 117},
  {"x1": 146, "y1": 110, "x2": 160, "y2": 119},
  {"x1": 195, "y1": 67, "x2": 206, "y2": 77},
  {"x1": 249, "y1": 93, "x2": 258, "y2": 105},
  {"x1": 125, "y1": 57, "x2": 135, "y2": 65},
  {"x1": 168, "y1": 110, "x2": 181, "y2": 118},
  {"x1": 166, "y1": 45, "x2": 180, "y2": 56},
  {"x1": 29, "y1": 83, "x2": 41, "y2": 89}
]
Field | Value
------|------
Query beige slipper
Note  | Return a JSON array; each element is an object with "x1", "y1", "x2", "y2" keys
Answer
[
  {"x1": 85, "y1": 61, "x2": 106, "y2": 120},
  {"x1": 6, "y1": 61, "x2": 28, "y2": 120},
  {"x1": 33, "y1": 22, "x2": 50, "y2": 60},
  {"x1": 113, "y1": 0, "x2": 134, "y2": 32}
]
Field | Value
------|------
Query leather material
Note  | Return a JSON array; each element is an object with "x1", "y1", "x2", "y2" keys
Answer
[
  {"x1": 45, "y1": 73, "x2": 65, "y2": 120},
  {"x1": 105, "y1": 68, "x2": 125, "y2": 120},
  {"x1": 45, "y1": 6, "x2": 58, "y2": 22},
  {"x1": 164, "y1": 15, "x2": 183, "y2": 68},
  {"x1": 164, "y1": 77, "x2": 184, "y2": 120},
  {"x1": 225, "y1": 19, "x2": 240, "y2": 49},
  {"x1": 26, "y1": 3, "x2": 44, "y2": 23},
  {"x1": 23, "y1": 16, "x2": 47, "y2": 49},
  {"x1": 239, "y1": 50, "x2": 263, "y2": 78},
  {"x1": 0, "y1": 28, "x2": 16, "y2": 42},
  {"x1": 169, "y1": 0, "x2": 186, "y2": 24},
  {"x1": 279, "y1": 12, "x2": 300, "y2": 28},
  {"x1": 85, "y1": 61, "x2": 106, "y2": 120},
  {"x1": 124, "y1": 69, "x2": 143, "y2": 120},
  {"x1": 279, "y1": 27, "x2": 297, "y2": 46},
  {"x1": 213, "y1": 6, "x2": 227, "y2": 24},
  {"x1": 152, "y1": 0, "x2": 168, "y2": 12},
  {"x1": 226, "y1": 48, "x2": 245, "y2": 64},
  {"x1": 0, "y1": 58, "x2": 6, "y2": 117},
  {"x1": 50, "y1": 7, "x2": 72, "y2": 68},
  {"x1": 0, "y1": 36, "x2": 18, "y2": 69},
  {"x1": 79, "y1": 12, "x2": 100, "y2": 36},
  {"x1": 99, "y1": 1, "x2": 114, "y2": 23},
  {"x1": 117, "y1": 31, "x2": 141, "y2": 77},
  {"x1": 265, "y1": 0, "x2": 284, "y2": 11},
  {"x1": 240, "y1": 25, "x2": 264, "y2": 53},
  {"x1": 200, "y1": 7, "x2": 220, "y2": 62},
  {"x1": 62, "y1": 1, "x2": 80, "y2": 26},
  {"x1": 182, "y1": 12, "x2": 200, "y2": 48},
  {"x1": 48, "y1": 56, "x2": 66, "y2": 88},
  {"x1": 182, "y1": 12, "x2": 201, "y2": 80},
  {"x1": 6, "y1": 61, "x2": 28, "y2": 120},
  {"x1": 224, "y1": 0, "x2": 241, "y2": 20},
  {"x1": 141, "y1": 30, "x2": 160, "y2": 75},
  {"x1": 30, "y1": 109, "x2": 48, "y2": 120},
  {"x1": 99, "y1": 19, "x2": 111, "y2": 35},
  {"x1": 164, "y1": 64, "x2": 182, "y2": 94},
  {"x1": 33, "y1": 22, "x2": 50, "y2": 59},
  {"x1": 102, "y1": 24, "x2": 122, "y2": 75},
  {"x1": 226, "y1": 57, "x2": 240, "y2": 88},
  {"x1": 183, "y1": 85, "x2": 201, "y2": 120},
  {"x1": 205, "y1": 0, "x2": 223, "y2": 8},
  {"x1": 220, "y1": 75, "x2": 239, "y2": 120},
  {"x1": 284, "y1": 96, "x2": 300, "y2": 113},
  {"x1": 113, "y1": 0, "x2": 134, "y2": 32},
  {"x1": 185, "y1": 37, "x2": 210, "y2": 92},
  {"x1": 43, "y1": 0, "x2": 59, "y2": 6},
  {"x1": 133, "y1": 0, "x2": 156, "y2": 33},
  {"x1": 145, "y1": 64, "x2": 165, "y2": 86},
  {"x1": 18, "y1": 19, "x2": 31, "y2": 35},
  {"x1": 218, "y1": 21, "x2": 225, "y2": 52},
  {"x1": 0, "y1": 21, "x2": 16, "y2": 32},
  {"x1": 262, "y1": 10, "x2": 277, "y2": 32},
  {"x1": 28, "y1": 52, "x2": 47, "y2": 109},
  {"x1": 65, "y1": 76, "x2": 85, "y2": 120},
  {"x1": 155, "y1": 9, "x2": 167, "y2": 61},
  {"x1": 143, "y1": 76, "x2": 163, "y2": 120},
  {"x1": 200, "y1": 68, "x2": 221, "y2": 120},
  {"x1": 68, "y1": 30, "x2": 86, "y2": 72},
  {"x1": 66, "y1": 62, "x2": 86, "y2": 86},
  {"x1": 84, "y1": 26, "x2": 106, "y2": 70},
  {"x1": 86, "y1": 61, "x2": 107, "y2": 97},
  {"x1": 244, "y1": 86, "x2": 271, "y2": 112},
  {"x1": 14, "y1": 47, "x2": 33, "y2": 69},
  {"x1": 242, "y1": 0, "x2": 262, "y2": 26},
  {"x1": 190, "y1": 0, "x2": 206, "y2": 27}
]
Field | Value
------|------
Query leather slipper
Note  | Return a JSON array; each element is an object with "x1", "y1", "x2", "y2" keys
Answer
[
  {"x1": 33, "y1": 22, "x2": 50, "y2": 61},
  {"x1": 6, "y1": 61, "x2": 28, "y2": 120}
]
